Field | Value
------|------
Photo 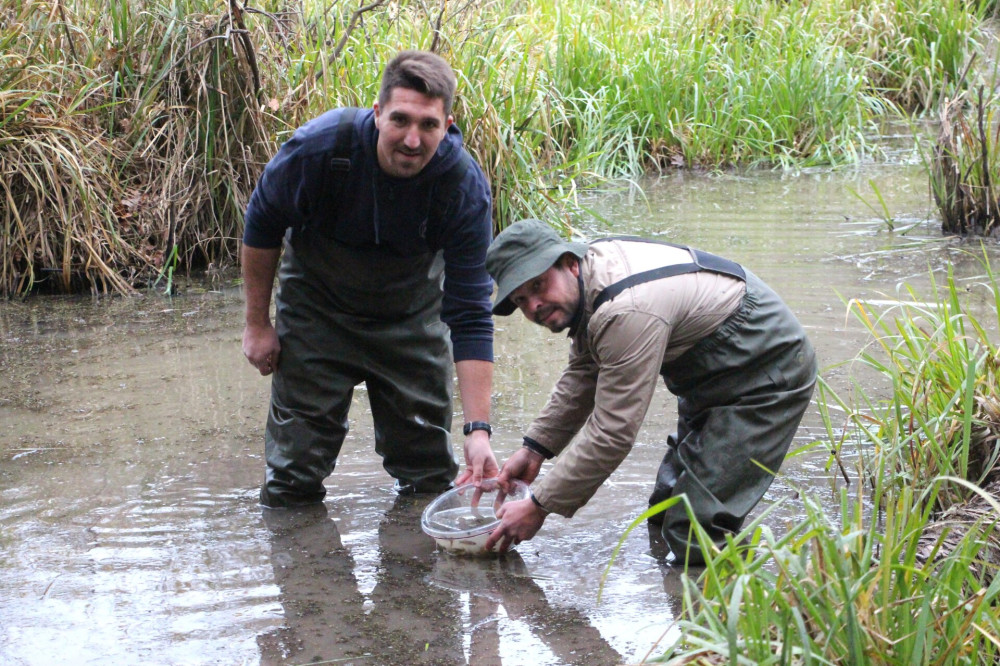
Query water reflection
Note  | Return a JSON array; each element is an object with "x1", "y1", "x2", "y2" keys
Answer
[
  {"x1": 258, "y1": 500, "x2": 460, "y2": 664},
  {"x1": 0, "y1": 474, "x2": 274, "y2": 665},
  {"x1": 429, "y1": 551, "x2": 624, "y2": 665},
  {"x1": 258, "y1": 497, "x2": 625, "y2": 665}
]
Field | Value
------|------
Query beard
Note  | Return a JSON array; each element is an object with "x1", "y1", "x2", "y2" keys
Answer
[{"x1": 535, "y1": 305, "x2": 571, "y2": 333}]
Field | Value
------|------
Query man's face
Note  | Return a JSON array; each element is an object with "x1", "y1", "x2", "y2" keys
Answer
[
  {"x1": 509, "y1": 258, "x2": 581, "y2": 333},
  {"x1": 374, "y1": 87, "x2": 453, "y2": 179}
]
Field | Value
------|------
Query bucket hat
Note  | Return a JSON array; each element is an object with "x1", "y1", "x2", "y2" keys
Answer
[{"x1": 485, "y1": 219, "x2": 588, "y2": 316}]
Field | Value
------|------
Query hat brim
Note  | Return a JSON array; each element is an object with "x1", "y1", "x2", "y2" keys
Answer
[{"x1": 491, "y1": 242, "x2": 587, "y2": 316}]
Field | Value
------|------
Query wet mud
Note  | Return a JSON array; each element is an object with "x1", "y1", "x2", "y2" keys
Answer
[{"x1": 4, "y1": 165, "x2": 1000, "y2": 665}]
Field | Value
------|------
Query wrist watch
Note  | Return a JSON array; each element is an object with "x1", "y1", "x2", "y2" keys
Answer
[{"x1": 462, "y1": 421, "x2": 492, "y2": 437}]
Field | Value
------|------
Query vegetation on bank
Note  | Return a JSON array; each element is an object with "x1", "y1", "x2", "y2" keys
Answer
[
  {"x1": 0, "y1": 0, "x2": 997, "y2": 295},
  {"x1": 636, "y1": 255, "x2": 1000, "y2": 664}
]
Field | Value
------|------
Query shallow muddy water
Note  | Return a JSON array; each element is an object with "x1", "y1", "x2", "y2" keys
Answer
[{"x1": 4, "y1": 164, "x2": 1000, "y2": 665}]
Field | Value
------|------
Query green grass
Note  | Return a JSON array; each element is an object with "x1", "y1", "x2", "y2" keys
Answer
[
  {"x1": 653, "y1": 486, "x2": 1000, "y2": 664},
  {"x1": 843, "y1": 257, "x2": 1000, "y2": 504}
]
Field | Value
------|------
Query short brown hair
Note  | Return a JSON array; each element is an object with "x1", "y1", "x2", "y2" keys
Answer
[{"x1": 379, "y1": 50, "x2": 457, "y2": 118}]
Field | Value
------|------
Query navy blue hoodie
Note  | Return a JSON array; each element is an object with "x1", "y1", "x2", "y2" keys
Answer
[{"x1": 243, "y1": 107, "x2": 494, "y2": 362}]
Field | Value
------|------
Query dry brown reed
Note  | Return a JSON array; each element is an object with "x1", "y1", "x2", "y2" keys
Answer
[
  {"x1": 0, "y1": 59, "x2": 135, "y2": 294},
  {"x1": 1, "y1": 0, "x2": 275, "y2": 295},
  {"x1": 2, "y1": 0, "x2": 994, "y2": 295},
  {"x1": 932, "y1": 87, "x2": 1000, "y2": 237}
]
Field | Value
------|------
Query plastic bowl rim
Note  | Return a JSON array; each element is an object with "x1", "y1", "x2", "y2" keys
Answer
[{"x1": 420, "y1": 479, "x2": 528, "y2": 539}]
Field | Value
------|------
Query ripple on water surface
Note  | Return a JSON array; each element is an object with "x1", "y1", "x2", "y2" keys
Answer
[{"x1": 1, "y1": 477, "x2": 279, "y2": 665}]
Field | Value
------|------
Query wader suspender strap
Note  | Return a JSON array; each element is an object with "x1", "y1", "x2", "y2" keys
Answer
[
  {"x1": 329, "y1": 107, "x2": 359, "y2": 172},
  {"x1": 427, "y1": 152, "x2": 471, "y2": 227},
  {"x1": 295, "y1": 108, "x2": 357, "y2": 236},
  {"x1": 591, "y1": 237, "x2": 746, "y2": 312}
]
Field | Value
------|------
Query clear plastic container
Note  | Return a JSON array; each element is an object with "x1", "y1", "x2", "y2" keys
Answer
[{"x1": 421, "y1": 479, "x2": 529, "y2": 554}]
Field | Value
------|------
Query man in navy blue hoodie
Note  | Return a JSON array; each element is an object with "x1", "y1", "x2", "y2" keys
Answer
[{"x1": 241, "y1": 51, "x2": 498, "y2": 508}]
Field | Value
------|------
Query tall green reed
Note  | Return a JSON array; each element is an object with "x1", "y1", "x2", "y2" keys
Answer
[
  {"x1": 1, "y1": 0, "x2": 994, "y2": 294},
  {"x1": 845, "y1": 256, "x2": 1000, "y2": 505},
  {"x1": 651, "y1": 486, "x2": 1000, "y2": 664}
]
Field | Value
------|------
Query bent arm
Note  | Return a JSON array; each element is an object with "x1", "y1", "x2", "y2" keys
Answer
[
  {"x1": 532, "y1": 312, "x2": 670, "y2": 516},
  {"x1": 440, "y1": 160, "x2": 496, "y2": 485},
  {"x1": 523, "y1": 340, "x2": 599, "y2": 457}
]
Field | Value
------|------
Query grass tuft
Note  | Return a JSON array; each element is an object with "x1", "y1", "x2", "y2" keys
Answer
[{"x1": 930, "y1": 87, "x2": 1000, "y2": 237}]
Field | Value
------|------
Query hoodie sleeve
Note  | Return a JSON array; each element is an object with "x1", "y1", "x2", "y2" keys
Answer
[
  {"x1": 243, "y1": 137, "x2": 309, "y2": 248},
  {"x1": 439, "y1": 157, "x2": 495, "y2": 363}
]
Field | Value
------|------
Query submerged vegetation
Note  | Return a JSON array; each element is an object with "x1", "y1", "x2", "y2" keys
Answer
[
  {"x1": 0, "y1": 0, "x2": 997, "y2": 295},
  {"x1": 639, "y1": 254, "x2": 1000, "y2": 664}
]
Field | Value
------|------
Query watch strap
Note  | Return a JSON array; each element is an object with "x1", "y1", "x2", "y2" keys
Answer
[
  {"x1": 463, "y1": 421, "x2": 492, "y2": 437},
  {"x1": 529, "y1": 489, "x2": 550, "y2": 514}
]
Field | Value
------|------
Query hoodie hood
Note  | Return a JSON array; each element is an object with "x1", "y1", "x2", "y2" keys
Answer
[{"x1": 349, "y1": 108, "x2": 471, "y2": 255}]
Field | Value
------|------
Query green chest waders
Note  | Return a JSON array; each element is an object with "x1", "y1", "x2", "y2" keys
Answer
[
  {"x1": 594, "y1": 240, "x2": 817, "y2": 565},
  {"x1": 260, "y1": 232, "x2": 459, "y2": 508}
]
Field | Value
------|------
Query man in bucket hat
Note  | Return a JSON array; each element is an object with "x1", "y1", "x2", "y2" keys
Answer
[{"x1": 483, "y1": 219, "x2": 817, "y2": 565}]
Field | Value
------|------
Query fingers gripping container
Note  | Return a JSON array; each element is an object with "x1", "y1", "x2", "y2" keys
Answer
[{"x1": 421, "y1": 479, "x2": 529, "y2": 554}]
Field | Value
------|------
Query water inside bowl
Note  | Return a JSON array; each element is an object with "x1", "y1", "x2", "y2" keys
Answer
[
  {"x1": 421, "y1": 480, "x2": 529, "y2": 543},
  {"x1": 425, "y1": 506, "x2": 498, "y2": 535}
]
